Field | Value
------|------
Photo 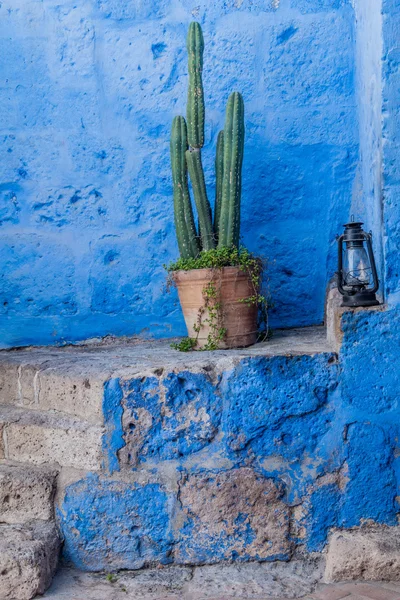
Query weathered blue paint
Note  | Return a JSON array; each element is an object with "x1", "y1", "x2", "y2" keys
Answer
[
  {"x1": 8, "y1": 0, "x2": 400, "y2": 573},
  {"x1": 102, "y1": 378, "x2": 124, "y2": 474},
  {"x1": 303, "y1": 484, "x2": 341, "y2": 552},
  {"x1": 59, "y1": 474, "x2": 174, "y2": 571},
  {"x1": 59, "y1": 308, "x2": 400, "y2": 567},
  {"x1": 0, "y1": 0, "x2": 358, "y2": 347},
  {"x1": 122, "y1": 371, "x2": 221, "y2": 463}
]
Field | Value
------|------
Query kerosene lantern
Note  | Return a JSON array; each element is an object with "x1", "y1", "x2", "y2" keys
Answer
[{"x1": 336, "y1": 220, "x2": 380, "y2": 307}]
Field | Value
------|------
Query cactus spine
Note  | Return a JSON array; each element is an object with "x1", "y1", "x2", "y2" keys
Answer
[
  {"x1": 170, "y1": 116, "x2": 200, "y2": 259},
  {"x1": 170, "y1": 23, "x2": 245, "y2": 258},
  {"x1": 218, "y1": 92, "x2": 245, "y2": 249},
  {"x1": 214, "y1": 131, "x2": 224, "y2": 236}
]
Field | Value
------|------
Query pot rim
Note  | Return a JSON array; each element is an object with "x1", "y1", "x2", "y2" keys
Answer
[{"x1": 172, "y1": 265, "x2": 250, "y2": 278}]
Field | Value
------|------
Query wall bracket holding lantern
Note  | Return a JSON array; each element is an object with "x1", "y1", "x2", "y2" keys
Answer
[{"x1": 336, "y1": 220, "x2": 380, "y2": 308}]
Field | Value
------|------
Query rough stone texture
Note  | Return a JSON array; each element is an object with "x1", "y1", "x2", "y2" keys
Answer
[
  {"x1": 0, "y1": 521, "x2": 61, "y2": 600},
  {"x1": 0, "y1": 463, "x2": 57, "y2": 524},
  {"x1": 42, "y1": 559, "x2": 325, "y2": 599},
  {"x1": 325, "y1": 527, "x2": 400, "y2": 582},
  {"x1": 0, "y1": 0, "x2": 358, "y2": 347},
  {"x1": 177, "y1": 468, "x2": 291, "y2": 564},
  {"x1": 0, "y1": 405, "x2": 103, "y2": 470},
  {"x1": 119, "y1": 371, "x2": 221, "y2": 466},
  {"x1": 58, "y1": 474, "x2": 174, "y2": 571}
]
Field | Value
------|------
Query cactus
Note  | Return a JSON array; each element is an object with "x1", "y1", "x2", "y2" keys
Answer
[
  {"x1": 185, "y1": 21, "x2": 215, "y2": 250},
  {"x1": 218, "y1": 92, "x2": 245, "y2": 249},
  {"x1": 186, "y1": 148, "x2": 215, "y2": 250},
  {"x1": 170, "y1": 23, "x2": 245, "y2": 258},
  {"x1": 187, "y1": 22, "x2": 205, "y2": 149},
  {"x1": 170, "y1": 116, "x2": 200, "y2": 259},
  {"x1": 214, "y1": 131, "x2": 224, "y2": 237}
]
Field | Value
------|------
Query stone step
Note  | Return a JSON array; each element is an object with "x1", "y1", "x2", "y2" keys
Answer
[
  {"x1": 0, "y1": 405, "x2": 104, "y2": 470},
  {"x1": 0, "y1": 462, "x2": 57, "y2": 524},
  {"x1": 0, "y1": 327, "x2": 332, "y2": 427},
  {"x1": 0, "y1": 352, "x2": 108, "y2": 424},
  {"x1": 0, "y1": 520, "x2": 61, "y2": 600}
]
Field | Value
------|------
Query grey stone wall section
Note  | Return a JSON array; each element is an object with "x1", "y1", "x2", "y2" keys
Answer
[
  {"x1": 176, "y1": 468, "x2": 292, "y2": 563},
  {"x1": 325, "y1": 527, "x2": 400, "y2": 581},
  {"x1": 0, "y1": 521, "x2": 61, "y2": 600},
  {"x1": 0, "y1": 464, "x2": 57, "y2": 524}
]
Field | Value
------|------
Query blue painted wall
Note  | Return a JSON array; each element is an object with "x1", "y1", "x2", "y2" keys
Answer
[{"x1": 0, "y1": 0, "x2": 358, "y2": 347}]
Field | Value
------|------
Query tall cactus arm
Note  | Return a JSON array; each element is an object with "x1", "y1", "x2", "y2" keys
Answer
[
  {"x1": 214, "y1": 130, "x2": 224, "y2": 237},
  {"x1": 218, "y1": 92, "x2": 245, "y2": 249},
  {"x1": 170, "y1": 116, "x2": 200, "y2": 259},
  {"x1": 186, "y1": 148, "x2": 215, "y2": 250},
  {"x1": 186, "y1": 22, "x2": 205, "y2": 149}
]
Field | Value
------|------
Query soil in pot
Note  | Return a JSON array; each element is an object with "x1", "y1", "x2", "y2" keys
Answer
[{"x1": 173, "y1": 266, "x2": 258, "y2": 350}]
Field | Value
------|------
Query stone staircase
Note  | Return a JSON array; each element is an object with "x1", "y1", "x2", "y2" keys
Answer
[
  {"x1": 2, "y1": 327, "x2": 397, "y2": 599},
  {"x1": 0, "y1": 463, "x2": 61, "y2": 600},
  {"x1": 0, "y1": 347, "x2": 108, "y2": 599},
  {"x1": 0, "y1": 327, "x2": 338, "y2": 599}
]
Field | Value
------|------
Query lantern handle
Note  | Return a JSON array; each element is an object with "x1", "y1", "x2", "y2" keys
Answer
[
  {"x1": 365, "y1": 232, "x2": 379, "y2": 294},
  {"x1": 336, "y1": 234, "x2": 347, "y2": 295}
]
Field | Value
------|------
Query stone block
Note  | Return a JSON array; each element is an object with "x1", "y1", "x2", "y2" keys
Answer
[
  {"x1": 0, "y1": 464, "x2": 57, "y2": 524},
  {"x1": 340, "y1": 309, "x2": 400, "y2": 414},
  {"x1": 59, "y1": 474, "x2": 174, "y2": 571},
  {"x1": 0, "y1": 521, "x2": 61, "y2": 600},
  {"x1": 325, "y1": 527, "x2": 400, "y2": 582},
  {"x1": 326, "y1": 287, "x2": 344, "y2": 352},
  {"x1": 37, "y1": 369, "x2": 104, "y2": 423},
  {"x1": 118, "y1": 372, "x2": 221, "y2": 467},
  {"x1": 176, "y1": 468, "x2": 291, "y2": 564},
  {"x1": 2, "y1": 406, "x2": 103, "y2": 470},
  {"x1": 187, "y1": 559, "x2": 325, "y2": 598},
  {"x1": 340, "y1": 422, "x2": 397, "y2": 527},
  {"x1": 221, "y1": 354, "x2": 338, "y2": 458}
]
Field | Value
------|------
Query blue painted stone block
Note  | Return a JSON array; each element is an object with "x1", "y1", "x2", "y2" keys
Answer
[
  {"x1": 102, "y1": 378, "x2": 124, "y2": 474},
  {"x1": 303, "y1": 483, "x2": 341, "y2": 552},
  {"x1": 59, "y1": 474, "x2": 174, "y2": 571},
  {"x1": 340, "y1": 309, "x2": 400, "y2": 413},
  {"x1": 120, "y1": 372, "x2": 221, "y2": 465},
  {"x1": 340, "y1": 422, "x2": 398, "y2": 527},
  {"x1": 221, "y1": 354, "x2": 339, "y2": 455}
]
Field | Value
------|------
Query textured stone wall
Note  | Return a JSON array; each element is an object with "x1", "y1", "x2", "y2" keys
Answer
[
  {"x1": 0, "y1": 0, "x2": 358, "y2": 347},
  {"x1": 56, "y1": 316, "x2": 400, "y2": 570},
  {"x1": 59, "y1": 351, "x2": 340, "y2": 569}
]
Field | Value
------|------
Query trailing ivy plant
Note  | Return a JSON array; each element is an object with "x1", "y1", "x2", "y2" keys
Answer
[{"x1": 167, "y1": 247, "x2": 269, "y2": 351}]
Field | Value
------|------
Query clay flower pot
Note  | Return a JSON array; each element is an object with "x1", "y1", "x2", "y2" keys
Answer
[{"x1": 173, "y1": 266, "x2": 258, "y2": 349}]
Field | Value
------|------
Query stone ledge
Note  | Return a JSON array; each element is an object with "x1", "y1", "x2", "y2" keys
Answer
[{"x1": 0, "y1": 327, "x2": 332, "y2": 424}]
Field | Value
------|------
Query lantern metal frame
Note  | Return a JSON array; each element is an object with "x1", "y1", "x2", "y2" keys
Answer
[{"x1": 337, "y1": 221, "x2": 380, "y2": 308}]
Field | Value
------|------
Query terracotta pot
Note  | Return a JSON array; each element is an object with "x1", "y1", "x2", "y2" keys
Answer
[{"x1": 173, "y1": 267, "x2": 258, "y2": 349}]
